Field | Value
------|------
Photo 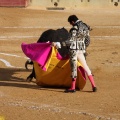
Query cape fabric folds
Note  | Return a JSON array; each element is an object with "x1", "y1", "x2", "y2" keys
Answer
[{"x1": 21, "y1": 42, "x2": 86, "y2": 90}]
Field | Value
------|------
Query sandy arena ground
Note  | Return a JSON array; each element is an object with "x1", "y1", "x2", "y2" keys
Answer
[{"x1": 0, "y1": 7, "x2": 120, "y2": 120}]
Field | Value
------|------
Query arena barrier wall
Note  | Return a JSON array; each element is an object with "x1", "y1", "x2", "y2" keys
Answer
[
  {"x1": 28, "y1": 0, "x2": 120, "y2": 9},
  {"x1": 0, "y1": 0, "x2": 30, "y2": 7}
]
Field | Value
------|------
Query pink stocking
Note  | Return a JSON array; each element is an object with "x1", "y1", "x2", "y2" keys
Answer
[
  {"x1": 69, "y1": 78, "x2": 76, "y2": 90},
  {"x1": 88, "y1": 75, "x2": 96, "y2": 88}
]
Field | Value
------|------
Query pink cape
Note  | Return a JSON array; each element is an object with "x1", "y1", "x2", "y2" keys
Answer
[
  {"x1": 21, "y1": 42, "x2": 69, "y2": 70},
  {"x1": 21, "y1": 42, "x2": 53, "y2": 71}
]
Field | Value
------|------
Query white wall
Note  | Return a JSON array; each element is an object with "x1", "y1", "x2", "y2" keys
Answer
[{"x1": 29, "y1": 0, "x2": 120, "y2": 8}]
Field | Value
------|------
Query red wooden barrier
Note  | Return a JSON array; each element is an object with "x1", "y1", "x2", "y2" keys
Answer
[{"x1": 0, "y1": 0, "x2": 29, "y2": 7}]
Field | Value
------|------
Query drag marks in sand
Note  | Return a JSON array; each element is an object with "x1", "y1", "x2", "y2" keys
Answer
[
  {"x1": 0, "y1": 52, "x2": 28, "y2": 68},
  {"x1": 1, "y1": 25, "x2": 120, "y2": 29},
  {"x1": 0, "y1": 96, "x2": 119, "y2": 120},
  {"x1": 1, "y1": 35, "x2": 120, "y2": 40},
  {"x1": 0, "y1": 25, "x2": 120, "y2": 40}
]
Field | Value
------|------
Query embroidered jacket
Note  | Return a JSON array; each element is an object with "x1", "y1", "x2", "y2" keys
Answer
[{"x1": 65, "y1": 20, "x2": 90, "y2": 50}]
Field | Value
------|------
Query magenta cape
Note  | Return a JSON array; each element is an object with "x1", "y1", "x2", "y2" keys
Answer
[{"x1": 21, "y1": 43, "x2": 52, "y2": 71}]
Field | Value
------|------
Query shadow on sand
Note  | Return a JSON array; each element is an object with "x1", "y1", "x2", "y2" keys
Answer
[
  {"x1": 0, "y1": 67, "x2": 65, "y2": 92},
  {"x1": 0, "y1": 67, "x2": 39, "y2": 89},
  {"x1": 0, "y1": 68, "x2": 92, "y2": 93}
]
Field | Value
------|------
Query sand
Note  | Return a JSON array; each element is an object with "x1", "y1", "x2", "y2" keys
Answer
[{"x1": 0, "y1": 7, "x2": 120, "y2": 120}]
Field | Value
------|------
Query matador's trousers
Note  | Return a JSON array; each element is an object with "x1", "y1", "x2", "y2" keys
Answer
[{"x1": 69, "y1": 49, "x2": 92, "y2": 79}]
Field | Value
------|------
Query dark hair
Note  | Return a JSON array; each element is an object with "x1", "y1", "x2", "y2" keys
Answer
[{"x1": 68, "y1": 15, "x2": 79, "y2": 23}]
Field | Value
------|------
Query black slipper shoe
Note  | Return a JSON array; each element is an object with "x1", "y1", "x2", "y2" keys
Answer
[
  {"x1": 93, "y1": 87, "x2": 97, "y2": 92},
  {"x1": 64, "y1": 89, "x2": 76, "y2": 93}
]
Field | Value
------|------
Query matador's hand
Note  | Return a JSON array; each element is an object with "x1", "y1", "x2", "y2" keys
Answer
[{"x1": 51, "y1": 42, "x2": 61, "y2": 49}]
